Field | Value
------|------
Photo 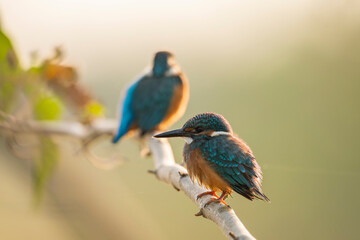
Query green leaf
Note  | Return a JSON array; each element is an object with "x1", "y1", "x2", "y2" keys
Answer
[
  {"x1": 33, "y1": 95, "x2": 63, "y2": 120},
  {"x1": 0, "y1": 29, "x2": 20, "y2": 71},
  {"x1": 84, "y1": 100, "x2": 105, "y2": 118},
  {"x1": 33, "y1": 137, "x2": 59, "y2": 205}
]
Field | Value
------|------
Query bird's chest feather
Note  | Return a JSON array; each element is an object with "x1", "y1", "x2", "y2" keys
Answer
[{"x1": 183, "y1": 141, "x2": 231, "y2": 193}]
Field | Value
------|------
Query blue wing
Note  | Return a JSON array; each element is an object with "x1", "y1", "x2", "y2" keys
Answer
[
  {"x1": 112, "y1": 77, "x2": 142, "y2": 143},
  {"x1": 199, "y1": 135, "x2": 269, "y2": 201}
]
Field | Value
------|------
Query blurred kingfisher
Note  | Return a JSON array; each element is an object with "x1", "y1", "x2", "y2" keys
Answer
[
  {"x1": 154, "y1": 112, "x2": 269, "y2": 206},
  {"x1": 112, "y1": 51, "x2": 189, "y2": 144}
]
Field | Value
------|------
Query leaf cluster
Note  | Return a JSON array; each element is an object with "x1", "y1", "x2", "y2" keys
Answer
[{"x1": 0, "y1": 28, "x2": 105, "y2": 203}]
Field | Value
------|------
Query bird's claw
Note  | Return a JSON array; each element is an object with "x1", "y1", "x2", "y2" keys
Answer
[
  {"x1": 196, "y1": 191, "x2": 219, "y2": 200},
  {"x1": 203, "y1": 198, "x2": 228, "y2": 208}
]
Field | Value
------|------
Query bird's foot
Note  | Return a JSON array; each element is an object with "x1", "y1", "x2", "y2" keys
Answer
[
  {"x1": 195, "y1": 192, "x2": 229, "y2": 216},
  {"x1": 203, "y1": 198, "x2": 228, "y2": 208},
  {"x1": 196, "y1": 191, "x2": 219, "y2": 200},
  {"x1": 203, "y1": 192, "x2": 228, "y2": 208}
]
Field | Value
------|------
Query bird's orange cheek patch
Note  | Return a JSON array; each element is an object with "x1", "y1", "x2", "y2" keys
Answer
[{"x1": 184, "y1": 127, "x2": 195, "y2": 133}]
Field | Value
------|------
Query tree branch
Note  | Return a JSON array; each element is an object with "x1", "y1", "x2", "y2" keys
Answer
[
  {"x1": 0, "y1": 117, "x2": 116, "y2": 139},
  {"x1": 0, "y1": 115, "x2": 256, "y2": 240}
]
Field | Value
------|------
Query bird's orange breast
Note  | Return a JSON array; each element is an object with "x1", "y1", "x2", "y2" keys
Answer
[
  {"x1": 186, "y1": 148, "x2": 232, "y2": 194},
  {"x1": 157, "y1": 73, "x2": 189, "y2": 130}
]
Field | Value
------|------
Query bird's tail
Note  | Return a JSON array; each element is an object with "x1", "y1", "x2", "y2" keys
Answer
[
  {"x1": 254, "y1": 189, "x2": 270, "y2": 202},
  {"x1": 112, "y1": 131, "x2": 125, "y2": 143},
  {"x1": 113, "y1": 77, "x2": 140, "y2": 143},
  {"x1": 112, "y1": 113, "x2": 133, "y2": 143}
]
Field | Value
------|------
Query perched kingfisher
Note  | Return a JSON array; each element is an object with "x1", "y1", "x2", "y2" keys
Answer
[
  {"x1": 112, "y1": 51, "x2": 189, "y2": 144},
  {"x1": 154, "y1": 112, "x2": 269, "y2": 205}
]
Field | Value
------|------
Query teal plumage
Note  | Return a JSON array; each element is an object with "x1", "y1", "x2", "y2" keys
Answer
[
  {"x1": 112, "y1": 51, "x2": 188, "y2": 143},
  {"x1": 131, "y1": 75, "x2": 182, "y2": 134},
  {"x1": 155, "y1": 112, "x2": 269, "y2": 205},
  {"x1": 186, "y1": 134, "x2": 268, "y2": 201}
]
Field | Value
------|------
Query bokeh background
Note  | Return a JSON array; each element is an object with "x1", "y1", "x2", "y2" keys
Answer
[{"x1": 1, "y1": 0, "x2": 360, "y2": 239}]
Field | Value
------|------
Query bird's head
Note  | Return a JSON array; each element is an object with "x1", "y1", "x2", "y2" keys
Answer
[
  {"x1": 154, "y1": 112, "x2": 233, "y2": 143},
  {"x1": 152, "y1": 51, "x2": 175, "y2": 77}
]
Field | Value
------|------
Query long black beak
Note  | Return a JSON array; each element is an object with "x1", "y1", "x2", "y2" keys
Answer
[{"x1": 153, "y1": 129, "x2": 190, "y2": 138}]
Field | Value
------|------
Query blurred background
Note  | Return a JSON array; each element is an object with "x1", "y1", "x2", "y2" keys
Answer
[{"x1": 0, "y1": 0, "x2": 360, "y2": 239}]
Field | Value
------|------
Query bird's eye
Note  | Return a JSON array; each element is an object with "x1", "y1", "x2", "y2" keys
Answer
[{"x1": 195, "y1": 127, "x2": 204, "y2": 133}]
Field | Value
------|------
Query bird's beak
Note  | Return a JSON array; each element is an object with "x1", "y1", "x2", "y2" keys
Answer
[{"x1": 153, "y1": 129, "x2": 190, "y2": 138}]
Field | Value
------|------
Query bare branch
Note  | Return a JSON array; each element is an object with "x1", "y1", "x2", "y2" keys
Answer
[
  {"x1": 0, "y1": 114, "x2": 121, "y2": 169},
  {"x1": 0, "y1": 115, "x2": 117, "y2": 139},
  {"x1": 0, "y1": 115, "x2": 256, "y2": 240}
]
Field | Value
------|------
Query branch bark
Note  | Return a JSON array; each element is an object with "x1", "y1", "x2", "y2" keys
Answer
[{"x1": 0, "y1": 116, "x2": 256, "y2": 240}]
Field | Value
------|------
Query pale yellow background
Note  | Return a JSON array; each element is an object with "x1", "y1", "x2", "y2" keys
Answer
[{"x1": 0, "y1": 0, "x2": 359, "y2": 239}]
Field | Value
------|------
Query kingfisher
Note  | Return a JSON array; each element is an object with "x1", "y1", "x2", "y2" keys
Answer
[
  {"x1": 112, "y1": 51, "x2": 189, "y2": 144},
  {"x1": 154, "y1": 112, "x2": 269, "y2": 206}
]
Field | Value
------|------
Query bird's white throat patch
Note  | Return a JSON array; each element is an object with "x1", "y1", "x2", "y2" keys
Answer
[
  {"x1": 210, "y1": 131, "x2": 232, "y2": 137},
  {"x1": 145, "y1": 65, "x2": 180, "y2": 77},
  {"x1": 182, "y1": 137, "x2": 193, "y2": 144},
  {"x1": 165, "y1": 65, "x2": 181, "y2": 76}
]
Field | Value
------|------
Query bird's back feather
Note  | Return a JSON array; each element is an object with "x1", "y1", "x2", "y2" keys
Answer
[
  {"x1": 191, "y1": 134, "x2": 269, "y2": 201},
  {"x1": 131, "y1": 74, "x2": 185, "y2": 134}
]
